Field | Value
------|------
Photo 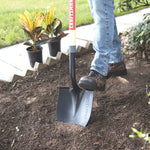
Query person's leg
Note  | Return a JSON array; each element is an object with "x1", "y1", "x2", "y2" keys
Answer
[
  {"x1": 78, "y1": 0, "x2": 126, "y2": 90},
  {"x1": 88, "y1": 0, "x2": 116, "y2": 76},
  {"x1": 110, "y1": 18, "x2": 123, "y2": 64},
  {"x1": 88, "y1": 0, "x2": 126, "y2": 72},
  {"x1": 106, "y1": 18, "x2": 127, "y2": 77},
  {"x1": 78, "y1": 0, "x2": 114, "y2": 91}
]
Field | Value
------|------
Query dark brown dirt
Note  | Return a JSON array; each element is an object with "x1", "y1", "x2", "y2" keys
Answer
[{"x1": 0, "y1": 34, "x2": 150, "y2": 150}]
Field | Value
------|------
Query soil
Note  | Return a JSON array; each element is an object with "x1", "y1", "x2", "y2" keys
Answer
[{"x1": 0, "y1": 34, "x2": 150, "y2": 150}]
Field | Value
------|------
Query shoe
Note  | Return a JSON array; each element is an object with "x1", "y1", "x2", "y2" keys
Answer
[
  {"x1": 78, "y1": 70, "x2": 106, "y2": 91},
  {"x1": 107, "y1": 61, "x2": 127, "y2": 78}
]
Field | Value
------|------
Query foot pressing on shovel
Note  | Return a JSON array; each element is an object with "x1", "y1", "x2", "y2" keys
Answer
[
  {"x1": 78, "y1": 0, "x2": 128, "y2": 91},
  {"x1": 78, "y1": 62, "x2": 127, "y2": 91}
]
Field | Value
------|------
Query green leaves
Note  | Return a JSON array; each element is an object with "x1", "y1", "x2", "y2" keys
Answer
[
  {"x1": 40, "y1": 8, "x2": 67, "y2": 40},
  {"x1": 116, "y1": 0, "x2": 149, "y2": 12},
  {"x1": 129, "y1": 128, "x2": 150, "y2": 142},
  {"x1": 18, "y1": 8, "x2": 68, "y2": 50},
  {"x1": 18, "y1": 10, "x2": 45, "y2": 33},
  {"x1": 44, "y1": 18, "x2": 62, "y2": 37},
  {"x1": 129, "y1": 85, "x2": 150, "y2": 144},
  {"x1": 128, "y1": 13, "x2": 150, "y2": 60},
  {"x1": 53, "y1": 18, "x2": 62, "y2": 37},
  {"x1": 146, "y1": 85, "x2": 150, "y2": 104},
  {"x1": 18, "y1": 10, "x2": 46, "y2": 50}
]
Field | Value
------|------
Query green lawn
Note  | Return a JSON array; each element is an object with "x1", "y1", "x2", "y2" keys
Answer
[{"x1": 0, "y1": 0, "x2": 149, "y2": 48}]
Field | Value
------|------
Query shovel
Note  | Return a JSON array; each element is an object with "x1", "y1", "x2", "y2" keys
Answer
[{"x1": 56, "y1": 0, "x2": 94, "y2": 127}]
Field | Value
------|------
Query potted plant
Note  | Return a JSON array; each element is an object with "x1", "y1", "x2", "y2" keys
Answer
[
  {"x1": 18, "y1": 10, "x2": 49, "y2": 67},
  {"x1": 42, "y1": 8, "x2": 68, "y2": 57}
]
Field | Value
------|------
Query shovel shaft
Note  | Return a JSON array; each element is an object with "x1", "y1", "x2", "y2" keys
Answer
[
  {"x1": 69, "y1": 52, "x2": 79, "y2": 90},
  {"x1": 69, "y1": 0, "x2": 76, "y2": 47},
  {"x1": 69, "y1": 0, "x2": 80, "y2": 91}
]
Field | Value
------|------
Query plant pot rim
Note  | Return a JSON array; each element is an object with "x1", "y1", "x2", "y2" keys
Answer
[
  {"x1": 26, "y1": 46, "x2": 43, "y2": 52},
  {"x1": 49, "y1": 39, "x2": 61, "y2": 42}
]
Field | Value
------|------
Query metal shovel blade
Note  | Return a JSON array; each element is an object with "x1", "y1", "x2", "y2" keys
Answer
[{"x1": 56, "y1": 87, "x2": 94, "y2": 127}]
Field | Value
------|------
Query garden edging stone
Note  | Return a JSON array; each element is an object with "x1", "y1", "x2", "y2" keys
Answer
[{"x1": 0, "y1": 41, "x2": 93, "y2": 85}]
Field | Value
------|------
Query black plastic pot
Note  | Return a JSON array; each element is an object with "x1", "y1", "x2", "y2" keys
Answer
[
  {"x1": 48, "y1": 39, "x2": 61, "y2": 57},
  {"x1": 27, "y1": 46, "x2": 43, "y2": 68}
]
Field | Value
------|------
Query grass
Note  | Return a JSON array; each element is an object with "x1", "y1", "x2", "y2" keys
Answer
[{"x1": 0, "y1": 0, "x2": 149, "y2": 48}]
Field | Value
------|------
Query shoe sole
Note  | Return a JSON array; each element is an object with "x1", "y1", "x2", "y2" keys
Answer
[
  {"x1": 107, "y1": 69, "x2": 127, "y2": 79},
  {"x1": 78, "y1": 80, "x2": 105, "y2": 91}
]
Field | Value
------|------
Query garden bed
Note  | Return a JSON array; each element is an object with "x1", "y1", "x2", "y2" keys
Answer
[{"x1": 0, "y1": 34, "x2": 150, "y2": 150}]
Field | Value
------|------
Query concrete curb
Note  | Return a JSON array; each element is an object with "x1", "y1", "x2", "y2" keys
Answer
[{"x1": 0, "y1": 41, "x2": 93, "y2": 85}]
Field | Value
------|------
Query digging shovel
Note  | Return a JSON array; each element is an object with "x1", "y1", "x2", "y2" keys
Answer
[{"x1": 56, "y1": 0, "x2": 94, "y2": 127}]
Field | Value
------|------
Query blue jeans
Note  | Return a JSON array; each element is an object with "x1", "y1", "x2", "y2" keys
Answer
[{"x1": 88, "y1": 0, "x2": 123, "y2": 76}]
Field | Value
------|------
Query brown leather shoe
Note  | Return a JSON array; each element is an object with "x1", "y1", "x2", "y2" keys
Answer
[
  {"x1": 78, "y1": 70, "x2": 106, "y2": 91},
  {"x1": 107, "y1": 61, "x2": 127, "y2": 78}
]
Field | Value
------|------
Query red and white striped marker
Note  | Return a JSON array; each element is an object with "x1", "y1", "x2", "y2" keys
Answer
[{"x1": 69, "y1": 0, "x2": 76, "y2": 51}]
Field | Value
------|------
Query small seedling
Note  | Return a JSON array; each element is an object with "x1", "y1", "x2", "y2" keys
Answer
[
  {"x1": 129, "y1": 128, "x2": 150, "y2": 142},
  {"x1": 146, "y1": 85, "x2": 150, "y2": 105}
]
